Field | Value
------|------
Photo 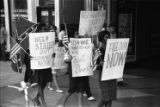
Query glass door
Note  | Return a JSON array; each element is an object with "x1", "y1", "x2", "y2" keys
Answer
[{"x1": 37, "y1": 6, "x2": 55, "y2": 26}]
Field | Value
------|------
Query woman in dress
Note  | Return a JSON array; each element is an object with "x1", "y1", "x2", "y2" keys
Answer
[
  {"x1": 47, "y1": 25, "x2": 63, "y2": 93},
  {"x1": 58, "y1": 31, "x2": 93, "y2": 107},
  {"x1": 32, "y1": 23, "x2": 53, "y2": 107},
  {"x1": 97, "y1": 24, "x2": 117, "y2": 107}
]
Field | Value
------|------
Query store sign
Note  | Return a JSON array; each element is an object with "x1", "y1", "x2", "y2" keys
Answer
[
  {"x1": 101, "y1": 38, "x2": 129, "y2": 81},
  {"x1": 41, "y1": 11, "x2": 49, "y2": 16},
  {"x1": 29, "y1": 32, "x2": 55, "y2": 69},
  {"x1": 79, "y1": 10, "x2": 106, "y2": 36}
]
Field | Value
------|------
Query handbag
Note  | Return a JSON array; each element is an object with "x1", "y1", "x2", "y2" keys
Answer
[{"x1": 64, "y1": 51, "x2": 72, "y2": 63}]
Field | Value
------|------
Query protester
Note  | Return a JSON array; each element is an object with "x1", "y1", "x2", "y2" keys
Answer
[
  {"x1": 58, "y1": 25, "x2": 66, "y2": 47},
  {"x1": 78, "y1": 32, "x2": 95, "y2": 101},
  {"x1": 107, "y1": 24, "x2": 126, "y2": 87},
  {"x1": 0, "y1": 23, "x2": 7, "y2": 61},
  {"x1": 47, "y1": 25, "x2": 63, "y2": 93},
  {"x1": 97, "y1": 24, "x2": 117, "y2": 107},
  {"x1": 32, "y1": 23, "x2": 53, "y2": 107},
  {"x1": 58, "y1": 31, "x2": 94, "y2": 107}
]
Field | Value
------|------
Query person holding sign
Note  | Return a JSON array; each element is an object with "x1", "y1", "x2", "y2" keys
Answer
[
  {"x1": 58, "y1": 32, "x2": 94, "y2": 107},
  {"x1": 97, "y1": 24, "x2": 117, "y2": 107},
  {"x1": 31, "y1": 23, "x2": 53, "y2": 107},
  {"x1": 47, "y1": 25, "x2": 63, "y2": 93},
  {"x1": 107, "y1": 24, "x2": 126, "y2": 87}
]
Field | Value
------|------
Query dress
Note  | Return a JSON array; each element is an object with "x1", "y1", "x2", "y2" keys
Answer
[
  {"x1": 97, "y1": 30, "x2": 117, "y2": 101},
  {"x1": 32, "y1": 29, "x2": 53, "y2": 87},
  {"x1": 67, "y1": 62, "x2": 86, "y2": 94},
  {"x1": 34, "y1": 68, "x2": 52, "y2": 87}
]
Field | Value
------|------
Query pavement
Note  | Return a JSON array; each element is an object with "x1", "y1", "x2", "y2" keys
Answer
[{"x1": 0, "y1": 60, "x2": 160, "y2": 107}]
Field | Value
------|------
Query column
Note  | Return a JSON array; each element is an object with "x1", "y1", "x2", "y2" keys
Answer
[
  {"x1": 27, "y1": 0, "x2": 39, "y2": 23},
  {"x1": 4, "y1": 0, "x2": 11, "y2": 52},
  {"x1": 55, "y1": 0, "x2": 60, "y2": 31},
  {"x1": 85, "y1": 0, "x2": 93, "y2": 11}
]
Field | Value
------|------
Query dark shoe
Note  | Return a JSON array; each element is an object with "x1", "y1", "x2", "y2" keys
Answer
[{"x1": 117, "y1": 81, "x2": 126, "y2": 87}]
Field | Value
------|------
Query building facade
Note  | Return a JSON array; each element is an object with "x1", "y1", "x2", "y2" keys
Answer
[{"x1": 1, "y1": 0, "x2": 160, "y2": 62}]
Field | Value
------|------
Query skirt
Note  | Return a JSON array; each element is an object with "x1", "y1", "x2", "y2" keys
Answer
[
  {"x1": 34, "y1": 68, "x2": 53, "y2": 86},
  {"x1": 99, "y1": 79, "x2": 117, "y2": 101}
]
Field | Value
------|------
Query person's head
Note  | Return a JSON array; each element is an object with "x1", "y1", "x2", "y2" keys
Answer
[
  {"x1": 60, "y1": 24, "x2": 65, "y2": 31},
  {"x1": 37, "y1": 23, "x2": 46, "y2": 32},
  {"x1": 107, "y1": 23, "x2": 116, "y2": 33},
  {"x1": 50, "y1": 25, "x2": 57, "y2": 31}
]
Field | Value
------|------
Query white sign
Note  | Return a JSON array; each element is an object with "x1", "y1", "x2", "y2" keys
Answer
[
  {"x1": 29, "y1": 32, "x2": 55, "y2": 69},
  {"x1": 52, "y1": 44, "x2": 68, "y2": 69},
  {"x1": 79, "y1": 11, "x2": 106, "y2": 36},
  {"x1": 101, "y1": 38, "x2": 129, "y2": 81},
  {"x1": 69, "y1": 38, "x2": 93, "y2": 77}
]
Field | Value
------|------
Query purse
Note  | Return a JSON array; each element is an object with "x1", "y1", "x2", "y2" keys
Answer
[{"x1": 64, "y1": 51, "x2": 72, "y2": 63}]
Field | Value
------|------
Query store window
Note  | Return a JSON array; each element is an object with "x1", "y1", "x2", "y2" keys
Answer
[
  {"x1": 12, "y1": 0, "x2": 28, "y2": 19},
  {"x1": 0, "y1": 0, "x2": 5, "y2": 23}
]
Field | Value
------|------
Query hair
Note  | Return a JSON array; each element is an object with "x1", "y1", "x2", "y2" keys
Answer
[
  {"x1": 108, "y1": 23, "x2": 116, "y2": 27},
  {"x1": 60, "y1": 24, "x2": 65, "y2": 31}
]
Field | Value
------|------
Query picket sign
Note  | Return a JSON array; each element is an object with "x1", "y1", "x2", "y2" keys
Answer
[
  {"x1": 79, "y1": 10, "x2": 106, "y2": 36},
  {"x1": 101, "y1": 38, "x2": 129, "y2": 81},
  {"x1": 69, "y1": 38, "x2": 93, "y2": 77},
  {"x1": 29, "y1": 32, "x2": 55, "y2": 69}
]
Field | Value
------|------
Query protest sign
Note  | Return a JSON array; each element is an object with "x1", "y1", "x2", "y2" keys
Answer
[
  {"x1": 79, "y1": 10, "x2": 106, "y2": 36},
  {"x1": 52, "y1": 44, "x2": 68, "y2": 69},
  {"x1": 69, "y1": 38, "x2": 93, "y2": 77},
  {"x1": 29, "y1": 32, "x2": 55, "y2": 69},
  {"x1": 101, "y1": 38, "x2": 129, "y2": 81}
]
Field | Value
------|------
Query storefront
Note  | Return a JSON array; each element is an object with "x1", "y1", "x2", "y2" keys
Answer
[{"x1": 2, "y1": 0, "x2": 139, "y2": 62}]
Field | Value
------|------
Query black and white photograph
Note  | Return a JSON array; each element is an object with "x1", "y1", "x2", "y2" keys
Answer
[{"x1": 0, "y1": 0, "x2": 160, "y2": 107}]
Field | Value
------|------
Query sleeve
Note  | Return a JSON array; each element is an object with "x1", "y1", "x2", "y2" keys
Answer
[{"x1": 58, "y1": 31, "x2": 65, "y2": 41}]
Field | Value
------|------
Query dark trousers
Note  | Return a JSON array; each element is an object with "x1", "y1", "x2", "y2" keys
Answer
[{"x1": 84, "y1": 77, "x2": 92, "y2": 97}]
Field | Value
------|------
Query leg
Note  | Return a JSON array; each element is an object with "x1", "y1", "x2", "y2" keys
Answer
[
  {"x1": 53, "y1": 69, "x2": 63, "y2": 92},
  {"x1": 97, "y1": 99, "x2": 105, "y2": 107},
  {"x1": 58, "y1": 91, "x2": 72, "y2": 107},
  {"x1": 84, "y1": 77, "x2": 95, "y2": 101},
  {"x1": 24, "y1": 70, "x2": 29, "y2": 83},
  {"x1": 39, "y1": 84, "x2": 47, "y2": 107},
  {"x1": 78, "y1": 92, "x2": 83, "y2": 107},
  {"x1": 48, "y1": 82, "x2": 54, "y2": 91},
  {"x1": 33, "y1": 85, "x2": 41, "y2": 106},
  {"x1": 104, "y1": 100, "x2": 112, "y2": 107}
]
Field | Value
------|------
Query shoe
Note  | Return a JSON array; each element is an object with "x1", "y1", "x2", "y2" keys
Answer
[
  {"x1": 88, "y1": 96, "x2": 95, "y2": 101},
  {"x1": 83, "y1": 93, "x2": 87, "y2": 97},
  {"x1": 56, "y1": 89, "x2": 63, "y2": 93},
  {"x1": 48, "y1": 86, "x2": 54, "y2": 91},
  {"x1": 117, "y1": 81, "x2": 126, "y2": 87}
]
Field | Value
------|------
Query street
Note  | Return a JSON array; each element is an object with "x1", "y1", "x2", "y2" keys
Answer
[{"x1": 0, "y1": 60, "x2": 160, "y2": 107}]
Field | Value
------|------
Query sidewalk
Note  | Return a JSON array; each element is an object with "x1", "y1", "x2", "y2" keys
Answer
[{"x1": 1, "y1": 61, "x2": 160, "y2": 107}]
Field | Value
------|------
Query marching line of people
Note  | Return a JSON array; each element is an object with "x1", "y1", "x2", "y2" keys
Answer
[{"x1": 21, "y1": 22, "x2": 126, "y2": 107}]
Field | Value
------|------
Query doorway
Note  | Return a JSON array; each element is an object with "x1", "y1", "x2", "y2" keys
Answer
[{"x1": 37, "y1": 6, "x2": 55, "y2": 26}]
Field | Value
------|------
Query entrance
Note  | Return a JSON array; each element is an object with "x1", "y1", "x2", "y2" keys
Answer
[{"x1": 37, "y1": 6, "x2": 55, "y2": 26}]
